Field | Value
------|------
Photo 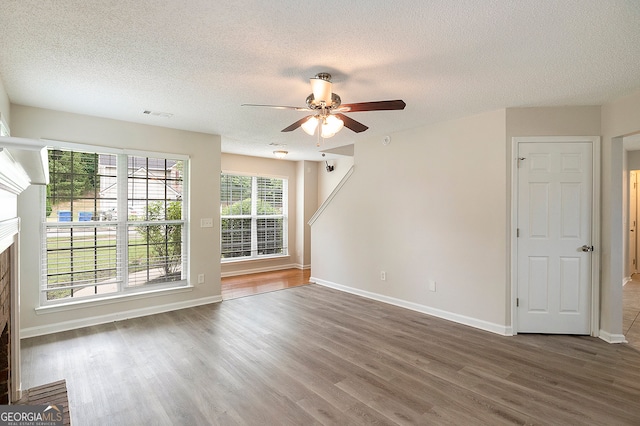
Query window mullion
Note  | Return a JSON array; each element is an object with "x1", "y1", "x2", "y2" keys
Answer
[
  {"x1": 283, "y1": 179, "x2": 288, "y2": 255},
  {"x1": 117, "y1": 153, "x2": 128, "y2": 292},
  {"x1": 251, "y1": 176, "x2": 258, "y2": 257}
]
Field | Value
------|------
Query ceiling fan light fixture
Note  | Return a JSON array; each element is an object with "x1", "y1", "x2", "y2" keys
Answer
[
  {"x1": 320, "y1": 115, "x2": 344, "y2": 138},
  {"x1": 243, "y1": 71, "x2": 405, "y2": 140},
  {"x1": 301, "y1": 116, "x2": 319, "y2": 135},
  {"x1": 273, "y1": 150, "x2": 288, "y2": 159},
  {"x1": 310, "y1": 77, "x2": 332, "y2": 105}
]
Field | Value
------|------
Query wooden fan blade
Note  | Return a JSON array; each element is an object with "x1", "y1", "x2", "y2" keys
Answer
[
  {"x1": 281, "y1": 115, "x2": 313, "y2": 132},
  {"x1": 336, "y1": 113, "x2": 369, "y2": 133},
  {"x1": 339, "y1": 100, "x2": 406, "y2": 113},
  {"x1": 242, "y1": 104, "x2": 310, "y2": 111}
]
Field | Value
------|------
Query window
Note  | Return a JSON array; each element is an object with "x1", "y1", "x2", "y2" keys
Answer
[
  {"x1": 220, "y1": 174, "x2": 287, "y2": 260},
  {"x1": 43, "y1": 147, "x2": 188, "y2": 304}
]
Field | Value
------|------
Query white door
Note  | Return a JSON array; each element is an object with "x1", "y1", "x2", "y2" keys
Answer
[
  {"x1": 517, "y1": 142, "x2": 593, "y2": 334},
  {"x1": 630, "y1": 171, "x2": 637, "y2": 275}
]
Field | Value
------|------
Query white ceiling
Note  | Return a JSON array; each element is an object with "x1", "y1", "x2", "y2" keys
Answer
[{"x1": 1, "y1": 1, "x2": 639, "y2": 161}]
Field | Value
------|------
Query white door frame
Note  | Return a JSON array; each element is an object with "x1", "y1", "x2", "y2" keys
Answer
[{"x1": 510, "y1": 136, "x2": 601, "y2": 336}]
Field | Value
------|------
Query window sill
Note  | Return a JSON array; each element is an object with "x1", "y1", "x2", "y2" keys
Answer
[
  {"x1": 35, "y1": 284, "x2": 194, "y2": 315},
  {"x1": 220, "y1": 254, "x2": 290, "y2": 264}
]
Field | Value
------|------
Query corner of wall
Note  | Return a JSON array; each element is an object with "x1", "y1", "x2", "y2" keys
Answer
[{"x1": 0, "y1": 77, "x2": 10, "y2": 127}]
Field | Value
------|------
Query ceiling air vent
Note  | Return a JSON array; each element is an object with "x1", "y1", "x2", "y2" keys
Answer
[{"x1": 143, "y1": 110, "x2": 173, "y2": 118}]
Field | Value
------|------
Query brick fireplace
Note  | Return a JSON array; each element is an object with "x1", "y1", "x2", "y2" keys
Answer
[
  {"x1": 0, "y1": 245, "x2": 12, "y2": 403},
  {"x1": 0, "y1": 216, "x2": 20, "y2": 404},
  {"x1": 0, "y1": 219, "x2": 20, "y2": 404}
]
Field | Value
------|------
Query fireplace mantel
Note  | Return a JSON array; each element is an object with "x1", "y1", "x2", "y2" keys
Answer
[
  {"x1": 0, "y1": 136, "x2": 49, "y2": 192},
  {"x1": 0, "y1": 136, "x2": 48, "y2": 403}
]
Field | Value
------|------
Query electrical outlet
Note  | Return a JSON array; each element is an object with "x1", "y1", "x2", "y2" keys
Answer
[
  {"x1": 429, "y1": 280, "x2": 436, "y2": 292},
  {"x1": 197, "y1": 274, "x2": 205, "y2": 284},
  {"x1": 200, "y1": 218, "x2": 213, "y2": 228},
  {"x1": 380, "y1": 271, "x2": 386, "y2": 281}
]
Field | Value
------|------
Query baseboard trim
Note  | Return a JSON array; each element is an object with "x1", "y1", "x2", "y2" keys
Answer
[
  {"x1": 21, "y1": 295, "x2": 222, "y2": 338},
  {"x1": 312, "y1": 277, "x2": 510, "y2": 336},
  {"x1": 598, "y1": 329, "x2": 627, "y2": 344},
  {"x1": 221, "y1": 263, "x2": 301, "y2": 278}
]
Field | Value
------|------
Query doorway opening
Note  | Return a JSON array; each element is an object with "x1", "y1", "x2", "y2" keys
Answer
[
  {"x1": 221, "y1": 268, "x2": 310, "y2": 300},
  {"x1": 624, "y1": 160, "x2": 640, "y2": 349}
]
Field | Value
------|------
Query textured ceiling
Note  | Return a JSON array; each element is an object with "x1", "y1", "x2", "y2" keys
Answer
[{"x1": 1, "y1": 1, "x2": 639, "y2": 161}]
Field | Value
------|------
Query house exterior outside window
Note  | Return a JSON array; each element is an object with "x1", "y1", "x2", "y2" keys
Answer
[
  {"x1": 42, "y1": 146, "x2": 189, "y2": 304},
  {"x1": 220, "y1": 173, "x2": 287, "y2": 261}
]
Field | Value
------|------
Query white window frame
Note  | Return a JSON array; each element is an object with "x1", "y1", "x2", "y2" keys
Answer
[
  {"x1": 220, "y1": 172, "x2": 288, "y2": 262},
  {"x1": 40, "y1": 141, "x2": 190, "y2": 306}
]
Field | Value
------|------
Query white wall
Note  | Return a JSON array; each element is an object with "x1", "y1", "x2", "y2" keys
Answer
[
  {"x1": 317, "y1": 156, "x2": 354, "y2": 205},
  {"x1": 311, "y1": 109, "x2": 509, "y2": 332},
  {"x1": 11, "y1": 105, "x2": 221, "y2": 336},
  {"x1": 296, "y1": 161, "x2": 318, "y2": 268}
]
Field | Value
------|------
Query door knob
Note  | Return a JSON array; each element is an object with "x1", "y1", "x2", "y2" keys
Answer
[{"x1": 581, "y1": 245, "x2": 594, "y2": 252}]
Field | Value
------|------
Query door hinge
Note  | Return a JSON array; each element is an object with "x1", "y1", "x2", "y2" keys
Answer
[
  {"x1": 516, "y1": 298, "x2": 519, "y2": 307},
  {"x1": 516, "y1": 228, "x2": 519, "y2": 238}
]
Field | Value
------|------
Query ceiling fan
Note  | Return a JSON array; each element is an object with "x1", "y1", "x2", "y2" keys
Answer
[{"x1": 242, "y1": 72, "x2": 406, "y2": 140}]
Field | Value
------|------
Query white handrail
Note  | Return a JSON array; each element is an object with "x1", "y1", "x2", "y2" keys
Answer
[{"x1": 308, "y1": 165, "x2": 354, "y2": 226}]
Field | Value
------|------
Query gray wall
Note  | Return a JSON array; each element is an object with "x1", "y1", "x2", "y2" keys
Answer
[{"x1": 12, "y1": 105, "x2": 221, "y2": 336}]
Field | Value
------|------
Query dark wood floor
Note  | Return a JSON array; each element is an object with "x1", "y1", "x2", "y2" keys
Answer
[
  {"x1": 221, "y1": 268, "x2": 310, "y2": 300},
  {"x1": 21, "y1": 284, "x2": 640, "y2": 425},
  {"x1": 624, "y1": 276, "x2": 640, "y2": 350}
]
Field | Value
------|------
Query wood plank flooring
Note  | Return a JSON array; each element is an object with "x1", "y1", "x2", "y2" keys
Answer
[
  {"x1": 221, "y1": 268, "x2": 310, "y2": 300},
  {"x1": 624, "y1": 277, "x2": 640, "y2": 350},
  {"x1": 21, "y1": 284, "x2": 640, "y2": 425}
]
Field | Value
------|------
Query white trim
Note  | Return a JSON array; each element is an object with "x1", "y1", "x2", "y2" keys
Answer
[
  {"x1": 36, "y1": 285, "x2": 195, "y2": 314},
  {"x1": 0, "y1": 218, "x2": 19, "y2": 253},
  {"x1": 221, "y1": 254, "x2": 289, "y2": 265},
  {"x1": 221, "y1": 263, "x2": 300, "y2": 278},
  {"x1": 123, "y1": 149, "x2": 189, "y2": 161},
  {"x1": 510, "y1": 136, "x2": 601, "y2": 337},
  {"x1": 43, "y1": 139, "x2": 123, "y2": 155},
  {"x1": 0, "y1": 136, "x2": 49, "y2": 185},
  {"x1": 9, "y1": 236, "x2": 22, "y2": 401},
  {"x1": 0, "y1": 112, "x2": 9, "y2": 136},
  {"x1": 0, "y1": 149, "x2": 31, "y2": 194},
  {"x1": 309, "y1": 166, "x2": 354, "y2": 226},
  {"x1": 42, "y1": 139, "x2": 190, "y2": 160},
  {"x1": 312, "y1": 277, "x2": 511, "y2": 336},
  {"x1": 221, "y1": 169, "x2": 289, "y2": 180},
  {"x1": 23, "y1": 293, "x2": 222, "y2": 338},
  {"x1": 598, "y1": 329, "x2": 627, "y2": 344}
]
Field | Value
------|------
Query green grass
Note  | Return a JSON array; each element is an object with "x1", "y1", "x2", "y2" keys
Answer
[{"x1": 45, "y1": 233, "x2": 162, "y2": 300}]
